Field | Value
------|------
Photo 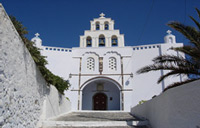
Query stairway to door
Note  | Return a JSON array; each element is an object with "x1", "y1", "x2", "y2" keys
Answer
[{"x1": 41, "y1": 111, "x2": 150, "y2": 128}]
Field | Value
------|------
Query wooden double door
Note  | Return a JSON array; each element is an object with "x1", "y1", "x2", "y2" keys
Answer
[{"x1": 93, "y1": 93, "x2": 107, "y2": 110}]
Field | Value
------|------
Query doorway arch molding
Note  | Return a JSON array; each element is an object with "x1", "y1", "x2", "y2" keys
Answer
[{"x1": 80, "y1": 76, "x2": 122, "y2": 90}]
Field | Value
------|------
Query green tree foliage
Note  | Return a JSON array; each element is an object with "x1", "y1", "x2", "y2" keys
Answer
[
  {"x1": 10, "y1": 16, "x2": 69, "y2": 94},
  {"x1": 137, "y1": 8, "x2": 200, "y2": 91}
]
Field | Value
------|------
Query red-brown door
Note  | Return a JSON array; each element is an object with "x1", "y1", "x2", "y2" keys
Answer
[{"x1": 93, "y1": 93, "x2": 107, "y2": 110}]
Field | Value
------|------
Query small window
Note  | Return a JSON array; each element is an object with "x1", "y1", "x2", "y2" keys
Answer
[
  {"x1": 99, "y1": 35, "x2": 105, "y2": 47},
  {"x1": 87, "y1": 57, "x2": 95, "y2": 71},
  {"x1": 111, "y1": 35, "x2": 118, "y2": 46},
  {"x1": 86, "y1": 36, "x2": 92, "y2": 47},
  {"x1": 109, "y1": 57, "x2": 117, "y2": 71},
  {"x1": 96, "y1": 22, "x2": 100, "y2": 30},
  {"x1": 104, "y1": 21, "x2": 109, "y2": 30}
]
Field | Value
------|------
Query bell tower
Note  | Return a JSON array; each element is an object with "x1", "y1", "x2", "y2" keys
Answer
[
  {"x1": 80, "y1": 13, "x2": 125, "y2": 48},
  {"x1": 164, "y1": 30, "x2": 176, "y2": 44},
  {"x1": 31, "y1": 33, "x2": 43, "y2": 49}
]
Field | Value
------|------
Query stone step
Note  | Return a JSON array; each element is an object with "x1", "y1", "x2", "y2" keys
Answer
[
  {"x1": 41, "y1": 111, "x2": 149, "y2": 128},
  {"x1": 42, "y1": 120, "x2": 149, "y2": 128}
]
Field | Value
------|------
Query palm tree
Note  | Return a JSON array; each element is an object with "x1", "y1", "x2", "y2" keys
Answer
[{"x1": 137, "y1": 8, "x2": 200, "y2": 91}]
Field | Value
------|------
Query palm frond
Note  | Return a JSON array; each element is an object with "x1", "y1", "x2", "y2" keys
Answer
[
  {"x1": 172, "y1": 46, "x2": 200, "y2": 61},
  {"x1": 137, "y1": 8, "x2": 200, "y2": 91},
  {"x1": 157, "y1": 68, "x2": 199, "y2": 83},
  {"x1": 153, "y1": 55, "x2": 186, "y2": 64},
  {"x1": 168, "y1": 22, "x2": 200, "y2": 49},
  {"x1": 190, "y1": 16, "x2": 200, "y2": 30},
  {"x1": 163, "y1": 78, "x2": 200, "y2": 92}
]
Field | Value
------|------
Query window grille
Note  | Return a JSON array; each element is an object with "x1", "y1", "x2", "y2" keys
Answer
[
  {"x1": 109, "y1": 57, "x2": 117, "y2": 70},
  {"x1": 87, "y1": 57, "x2": 95, "y2": 71}
]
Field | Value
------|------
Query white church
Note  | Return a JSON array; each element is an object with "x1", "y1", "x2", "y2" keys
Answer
[{"x1": 31, "y1": 13, "x2": 184, "y2": 111}]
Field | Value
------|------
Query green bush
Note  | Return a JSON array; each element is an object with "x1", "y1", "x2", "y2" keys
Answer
[
  {"x1": 10, "y1": 16, "x2": 70, "y2": 94},
  {"x1": 138, "y1": 100, "x2": 146, "y2": 105}
]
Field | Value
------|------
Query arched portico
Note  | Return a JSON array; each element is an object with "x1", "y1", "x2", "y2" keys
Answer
[{"x1": 81, "y1": 77, "x2": 122, "y2": 110}]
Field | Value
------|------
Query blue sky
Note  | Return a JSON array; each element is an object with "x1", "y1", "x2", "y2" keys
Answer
[{"x1": 1, "y1": 0, "x2": 200, "y2": 48}]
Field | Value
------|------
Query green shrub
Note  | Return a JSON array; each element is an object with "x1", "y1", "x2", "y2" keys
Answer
[
  {"x1": 138, "y1": 100, "x2": 146, "y2": 105},
  {"x1": 10, "y1": 16, "x2": 69, "y2": 94}
]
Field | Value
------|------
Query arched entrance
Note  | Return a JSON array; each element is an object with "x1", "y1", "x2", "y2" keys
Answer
[
  {"x1": 81, "y1": 77, "x2": 121, "y2": 110},
  {"x1": 93, "y1": 93, "x2": 107, "y2": 110}
]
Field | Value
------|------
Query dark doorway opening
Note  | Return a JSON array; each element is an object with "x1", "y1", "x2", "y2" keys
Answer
[{"x1": 93, "y1": 93, "x2": 107, "y2": 110}]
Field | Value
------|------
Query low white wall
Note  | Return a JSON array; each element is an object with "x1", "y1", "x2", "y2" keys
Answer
[
  {"x1": 40, "y1": 85, "x2": 71, "y2": 120},
  {"x1": 38, "y1": 85, "x2": 71, "y2": 127},
  {"x1": 131, "y1": 80, "x2": 200, "y2": 128},
  {"x1": 0, "y1": 4, "x2": 71, "y2": 128}
]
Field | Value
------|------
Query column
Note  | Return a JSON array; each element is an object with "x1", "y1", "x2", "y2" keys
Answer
[
  {"x1": 100, "y1": 23, "x2": 104, "y2": 30},
  {"x1": 83, "y1": 37, "x2": 86, "y2": 47},
  {"x1": 96, "y1": 37, "x2": 99, "y2": 47},
  {"x1": 80, "y1": 37, "x2": 83, "y2": 47},
  {"x1": 105, "y1": 37, "x2": 109, "y2": 47},
  {"x1": 92, "y1": 37, "x2": 95, "y2": 47}
]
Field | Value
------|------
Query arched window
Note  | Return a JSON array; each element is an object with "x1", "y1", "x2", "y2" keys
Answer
[
  {"x1": 104, "y1": 21, "x2": 109, "y2": 30},
  {"x1": 109, "y1": 57, "x2": 117, "y2": 71},
  {"x1": 87, "y1": 57, "x2": 95, "y2": 71},
  {"x1": 99, "y1": 34, "x2": 105, "y2": 47},
  {"x1": 86, "y1": 36, "x2": 92, "y2": 47},
  {"x1": 111, "y1": 35, "x2": 118, "y2": 46},
  {"x1": 96, "y1": 22, "x2": 100, "y2": 30}
]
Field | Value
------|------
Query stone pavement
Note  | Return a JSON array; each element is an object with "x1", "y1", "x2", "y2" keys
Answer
[{"x1": 41, "y1": 111, "x2": 150, "y2": 128}]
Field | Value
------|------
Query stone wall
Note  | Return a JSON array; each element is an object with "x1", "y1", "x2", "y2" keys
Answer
[
  {"x1": 0, "y1": 3, "x2": 71, "y2": 128},
  {"x1": 131, "y1": 80, "x2": 200, "y2": 128}
]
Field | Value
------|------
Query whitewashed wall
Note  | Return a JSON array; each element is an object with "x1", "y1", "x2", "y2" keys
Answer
[
  {"x1": 38, "y1": 85, "x2": 71, "y2": 127},
  {"x1": 0, "y1": 4, "x2": 71, "y2": 128},
  {"x1": 131, "y1": 80, "x2": 200, "y2": 128},
  {"x1": 131, "y1": 43, "x2": 183, "y2": 107},
  {"x1": 31, "y1": 7, "x2": 184, "y2": 112},
  {"x1": 42, "y1": 47, "x2": 73, "y2": 79}
]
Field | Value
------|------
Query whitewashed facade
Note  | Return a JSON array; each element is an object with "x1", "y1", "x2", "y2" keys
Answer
[{"x1": 31, "y1": 13, "x2": 184, "y2": 111}]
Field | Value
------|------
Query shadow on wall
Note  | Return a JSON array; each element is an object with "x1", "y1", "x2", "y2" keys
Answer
[{"x1": 131, "y1": 80, "x2": 200, "y2": 128}]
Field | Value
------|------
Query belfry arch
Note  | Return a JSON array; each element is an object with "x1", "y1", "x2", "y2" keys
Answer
[{"x1": 81, "y1": 77, "x2": 122, "y2": 110}]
